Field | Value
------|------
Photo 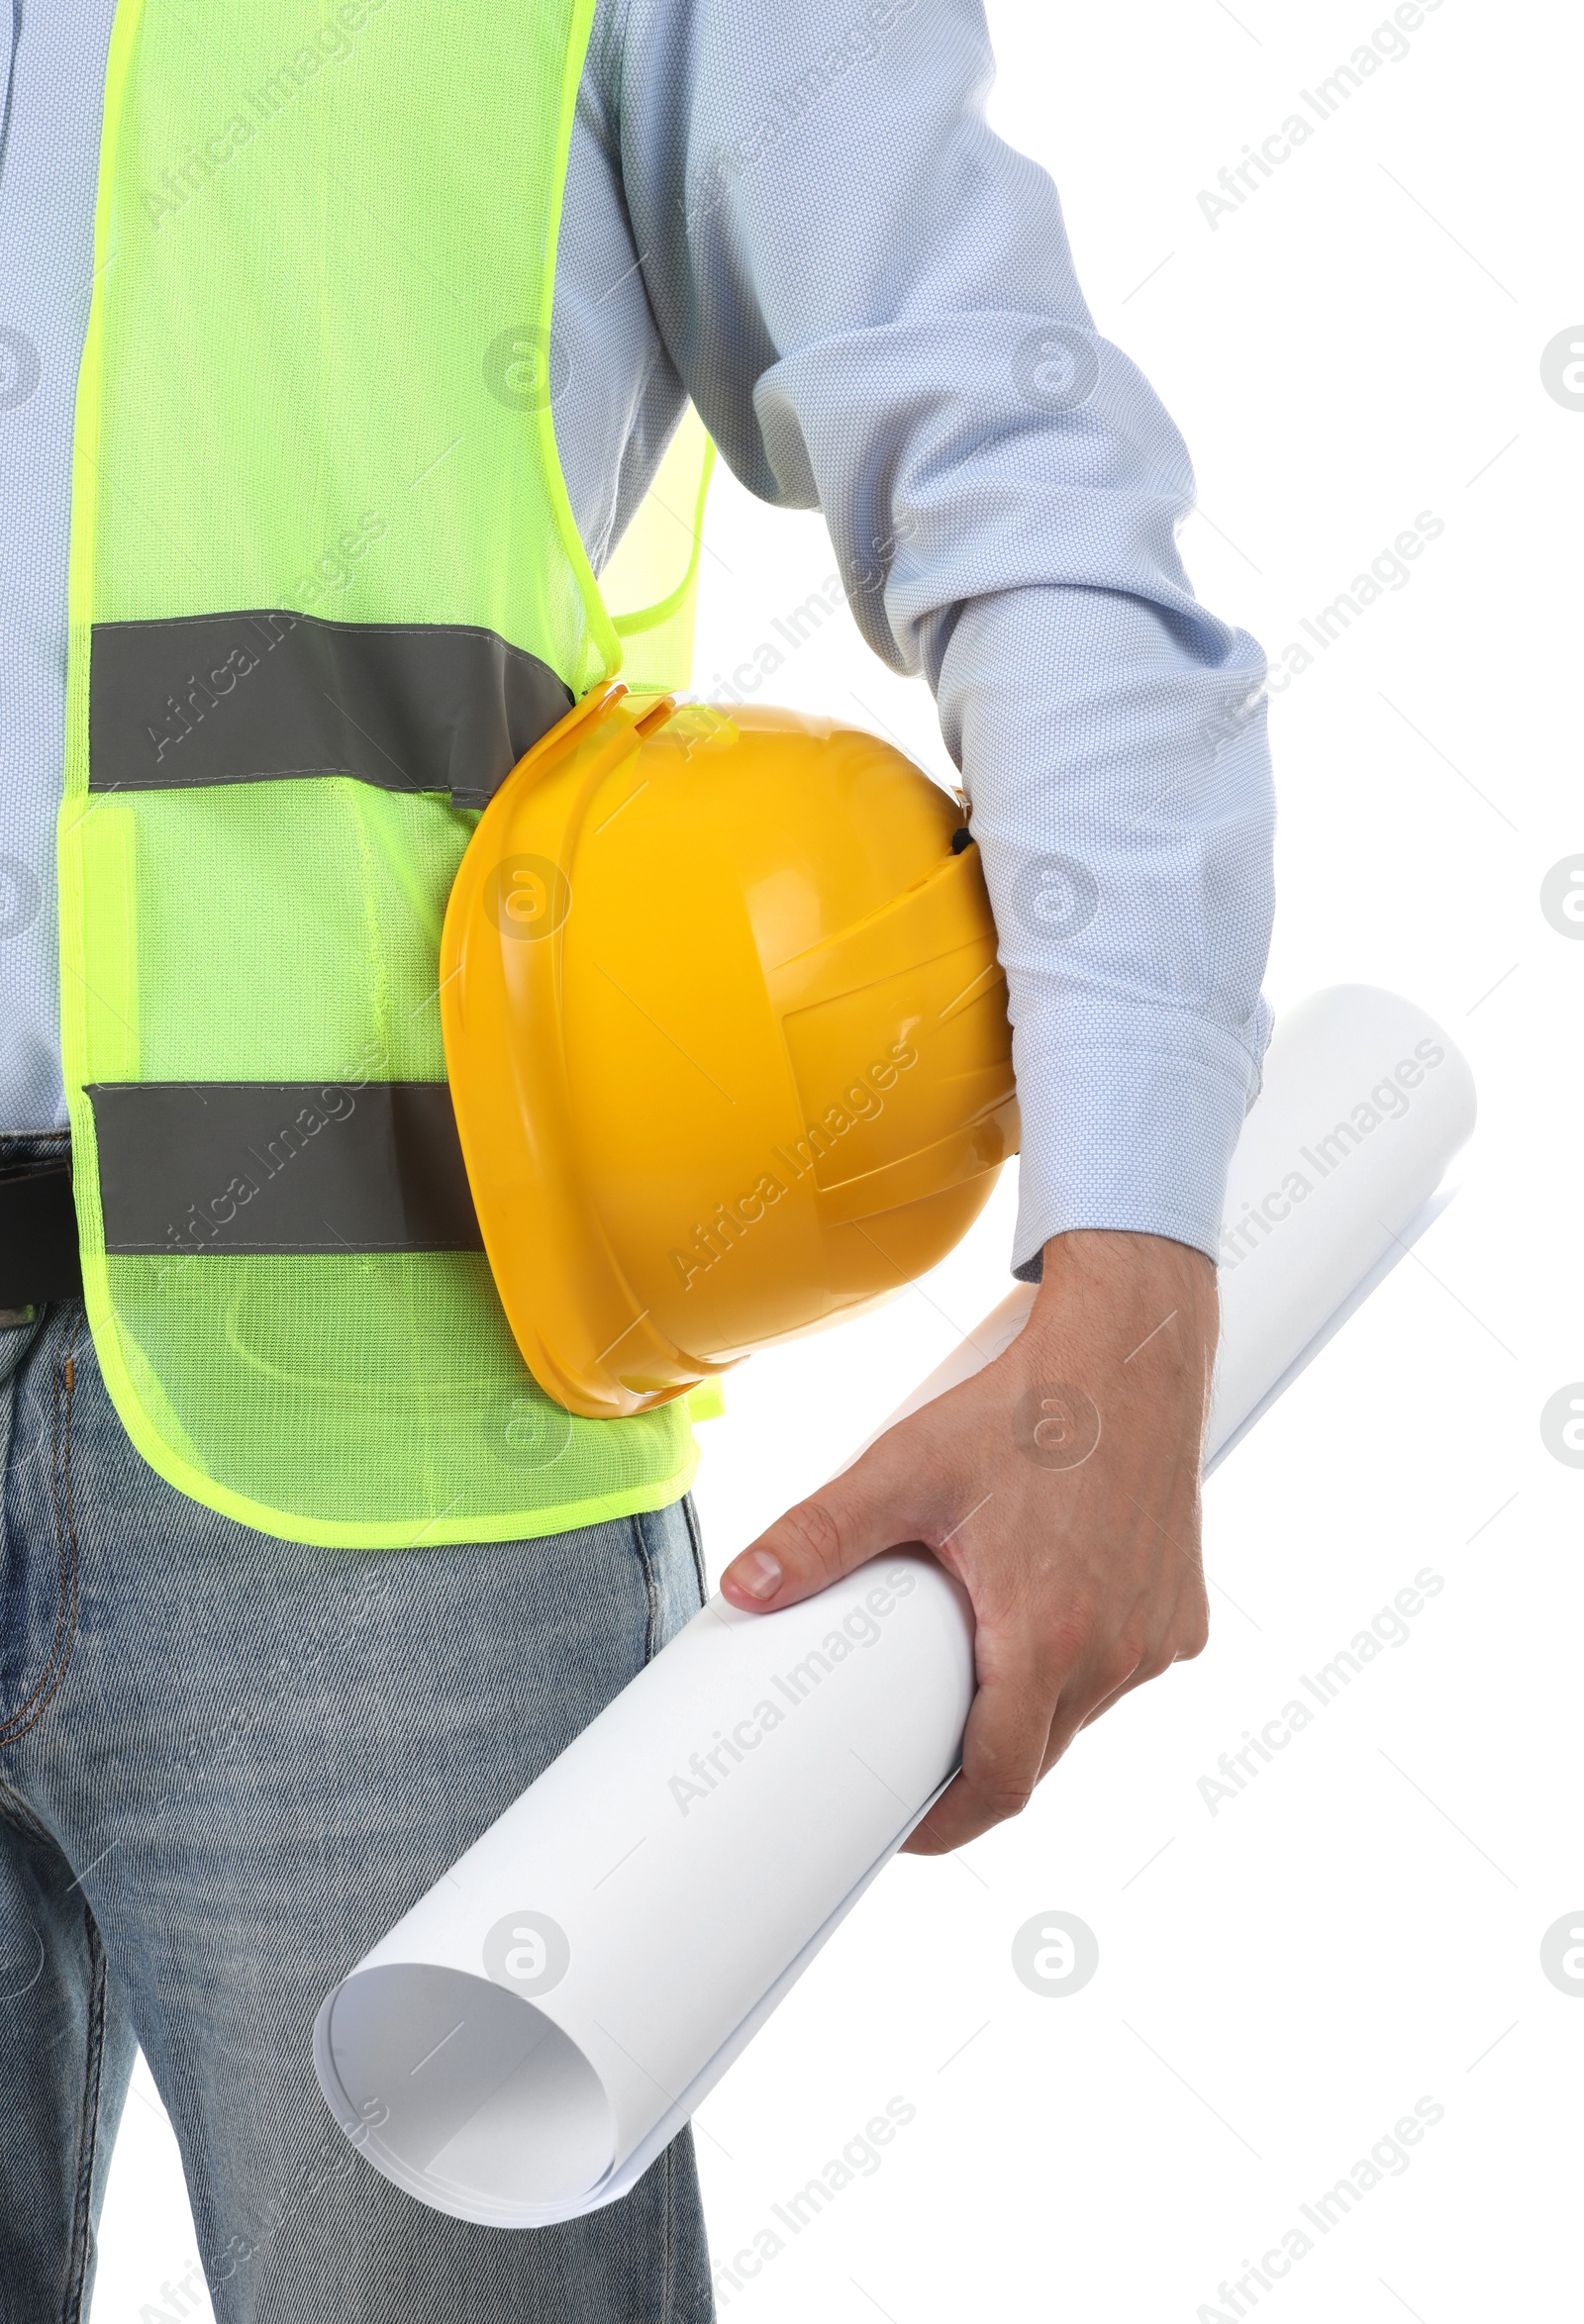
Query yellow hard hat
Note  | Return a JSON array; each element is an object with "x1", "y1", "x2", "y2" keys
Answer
[{"x1": 440, "y1": 683, "x2": 1019, "y2": 1420}]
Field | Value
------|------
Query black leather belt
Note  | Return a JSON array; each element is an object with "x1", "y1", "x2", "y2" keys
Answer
[{"x1": 0, "y1": 1153, "x2": 85, "y2": 1308}]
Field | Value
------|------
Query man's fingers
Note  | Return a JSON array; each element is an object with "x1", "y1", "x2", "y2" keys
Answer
[
  {"x1": 903, "y1": 1609, "x2": 1070, "y2": 1852},
  {"x1": 719, "y1": 1429, "x2": 931, "y2": 1610},
  {"x1": 905, "y1": 1695, "x2": 1069, "y2": 1853},
  {"x1": 903, "y1": 1773, "x2": 983, "y2": 1856},
  {"x1": 905, "y1": 1595, "x2": 1194, "y2": 1852},
  {"x1": 1074, "y1": 1616, "x2": 1202, "y2": 1734}
]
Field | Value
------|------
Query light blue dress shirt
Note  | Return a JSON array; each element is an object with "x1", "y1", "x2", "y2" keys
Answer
[{"x1": 0, "y1": 0, "x2": 1274, "y2": 1270}]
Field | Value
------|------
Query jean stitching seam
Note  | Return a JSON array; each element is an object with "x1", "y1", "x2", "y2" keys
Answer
[
  {"x1": 681, "y1": 1493, "x2": 708, "y2": 1611},
  {"x1": 0, "y1": 1307, "x2": 82, "y2": 1749},
  {"x1": 630, "y1": 1512, "x2": 661, "y2": 1667},
  {"x1": 61, "y1": 1906, "x2": 109, "y2": 2324},
  {"x1": 659, "y1": 2134, "x2": 676, "y2": 2323},
  {"x1": 0, "y1": 1763, "x2": 50, "y2": 1839}
]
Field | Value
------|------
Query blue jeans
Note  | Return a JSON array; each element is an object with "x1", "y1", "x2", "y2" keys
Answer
[{"x1": 0, "y1": 1298, "x2": 715, "y2": 2323}]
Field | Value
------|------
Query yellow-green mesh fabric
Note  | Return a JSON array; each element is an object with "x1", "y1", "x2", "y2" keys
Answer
[
  {"x1": 82, "y1": 0, "x2": 616, "y2": 689},
  {"x1": 58, "y1": 0, "x2": 705, "y2": 1545},
  {"x1": 603, "y1": 407, "x2": 717, "y2": 694}
]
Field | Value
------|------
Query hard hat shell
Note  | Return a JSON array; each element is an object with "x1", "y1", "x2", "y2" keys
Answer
[{"x1": 440, "y1": 683, "x2": 1019, "y2": 1420}]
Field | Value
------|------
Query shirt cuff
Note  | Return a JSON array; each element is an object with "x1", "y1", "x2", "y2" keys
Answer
[{"x1": 1008, "y1": 998, "x2": 1268, "y2": 1278}]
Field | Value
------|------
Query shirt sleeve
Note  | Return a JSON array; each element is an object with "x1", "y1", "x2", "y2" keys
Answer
[{"x1": 593, "y1": 0, "x2": 1276, "y2": 1270}]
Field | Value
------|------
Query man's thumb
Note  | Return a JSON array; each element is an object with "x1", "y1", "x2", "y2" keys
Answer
[{"x1": 719, "y1": 1441, "x2": 923, "y2": 1613}]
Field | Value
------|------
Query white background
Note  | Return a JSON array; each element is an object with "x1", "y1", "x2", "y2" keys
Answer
[{"x1": 96, "y1": 0, "x2": 1580, "y2": 2316}]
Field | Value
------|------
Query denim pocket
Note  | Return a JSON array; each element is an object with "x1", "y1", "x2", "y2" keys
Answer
[{"x1": 0, "y1": 1304, "x2": 84, "y2": 1747}]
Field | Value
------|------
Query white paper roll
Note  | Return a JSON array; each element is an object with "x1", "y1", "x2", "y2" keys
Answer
[
  {"x1": 863, "y1": 984, "x2": 1478, "y2": 1472},
  {"x1": 314, "y1": 984, "x2": 1474, "y2": 2227},
  {"x1": 1204, "y1": 983, "x2": 1474, "y2": 1457}
]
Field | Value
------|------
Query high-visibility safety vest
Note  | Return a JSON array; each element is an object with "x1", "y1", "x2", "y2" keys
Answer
[{"x1": 60, "y1": 0, "x2": 715, "y2": 1546}]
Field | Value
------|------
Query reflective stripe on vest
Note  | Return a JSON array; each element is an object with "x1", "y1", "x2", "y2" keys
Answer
[
  {"x1": 59, "y1": 0, "x2": 705, "y2": 1546},
  {"x1": 91, "y1": 611, "x2": 573, "y2": 809}
]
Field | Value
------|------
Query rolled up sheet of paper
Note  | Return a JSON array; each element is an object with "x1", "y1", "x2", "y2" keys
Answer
[{"x1": 314, "y1": 983, "x2": 1475, "y2": 2227}]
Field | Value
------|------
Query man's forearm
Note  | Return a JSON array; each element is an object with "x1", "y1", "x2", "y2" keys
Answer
[
  {"x1": 613, "y1": 0, "x2": 1274, "y2": 1266},
  {"x1": 941, "y1": 584, "x2": 1274, "y2": 1274}
]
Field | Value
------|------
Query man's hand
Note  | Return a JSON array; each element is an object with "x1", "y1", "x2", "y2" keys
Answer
[{"x1": 718, "y1": 1229, "x2": 1218, "y2": 1853}]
